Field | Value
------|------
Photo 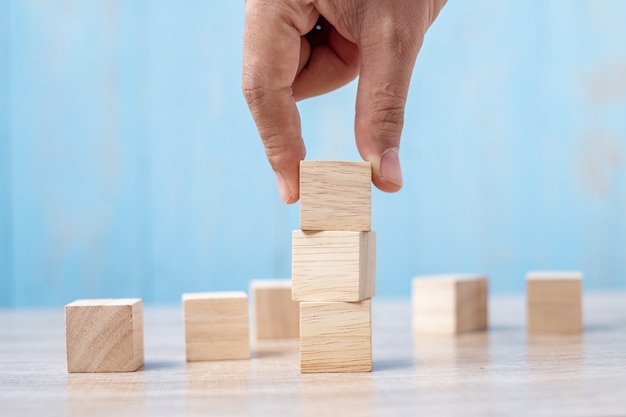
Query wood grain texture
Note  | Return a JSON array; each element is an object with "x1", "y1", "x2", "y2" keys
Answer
[
  {"x1": 526, "y1": 271, "x2": 583, "y2": 334},
  {"x1": 299, "y1": 161, "x2": 371, "y2": 231},
  {"x1": 292, "y1": 230, "x2": 376, "y2": 302},
  {"x1": 183, "y1": 292, "x2": 250, "y2": 361},
  {"x1": 1, "y1": 294, "x2": 626, "y2": 416},
  {"x1": 65, "y1": 298, "x2": 144, "y2": 373},
  {"x1": 250, "y1": 279, "x2": 299, "y2": 340},
  {"x1": 412, "y1": 275, "x2": 488, "y2": 334},
  {"x1": 300, "y1": 300, "x2": 372, "y2": 373}
]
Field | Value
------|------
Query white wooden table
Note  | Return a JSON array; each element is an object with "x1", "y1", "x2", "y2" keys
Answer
[{"x1": 1, "y1": 293, "x2": 625, "y2": 416}]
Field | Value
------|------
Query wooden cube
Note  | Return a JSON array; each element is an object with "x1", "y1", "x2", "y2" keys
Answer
[
  {"x1": 526, "y1": 271, "x2": 583, "y2": 334},
  {"x1": 412, "y1": 274, "x2": 488, "y2": 334},
  {"x1": 65, "y1": 298, "x2": 144, "y2": 373},
  {"x1": 292, "y1": 230, "x2": 376, "y2": 302},
  {"x1": 300, "y1": 160, "x2": 371, "y2": 231},
  {"x1": 250, "y1": 279, "x2": 299, "y2": 340},
  {"x1": 183, "y1": 292, "x2": 250, "y2": 361},
  {"x1": 300, "y1": 300, "x2": 372, "y2": 373}
]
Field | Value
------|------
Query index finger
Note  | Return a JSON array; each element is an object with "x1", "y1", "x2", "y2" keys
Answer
[{"x1": 242, "y1": 1, "x2": 317, "y2": 203}]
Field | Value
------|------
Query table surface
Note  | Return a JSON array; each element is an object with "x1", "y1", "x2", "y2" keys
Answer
[{"x1": 1, "y1": 293, "x2": 625, "y2": 417}]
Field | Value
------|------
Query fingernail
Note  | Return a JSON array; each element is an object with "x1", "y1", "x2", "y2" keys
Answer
[
  {"x1": 276, "y1": 172, "x2": 292, "y2": 204},
  {"x1": 380, "y1": 148, "x2": 403, "y2": 187}
]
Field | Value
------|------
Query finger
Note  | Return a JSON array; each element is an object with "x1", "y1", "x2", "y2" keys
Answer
[
  {"x1": 298, "y1": 37, "x2": 312, "y2": 76},
  {"x1": 352, "y1": 10, "x2": 429, "y2": 193},
  {"x1": 242, "y1": 1, "x2": 318, "y2": 203},
  {"x1": 354, "y1": 0, "x2": 447, "y2": 192}
]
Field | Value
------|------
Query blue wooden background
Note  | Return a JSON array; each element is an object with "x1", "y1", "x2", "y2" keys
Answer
[{"x1": 1, "y1": 1, "x2": 625, "y2": 307}]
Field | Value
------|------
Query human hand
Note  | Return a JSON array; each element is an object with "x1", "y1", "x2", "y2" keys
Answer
[{"x1": 242, "y1": 0, "x2": 446, "y2": 203}]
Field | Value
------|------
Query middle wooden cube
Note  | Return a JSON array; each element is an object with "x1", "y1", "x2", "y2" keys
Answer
[{"x1": 292, "y1": 230, "x2": 376, "y2": 302}]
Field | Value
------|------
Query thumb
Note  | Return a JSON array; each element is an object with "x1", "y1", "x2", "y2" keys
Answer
[{"x1": 354, "y1": 6, "x2": 431, "y2": 192}]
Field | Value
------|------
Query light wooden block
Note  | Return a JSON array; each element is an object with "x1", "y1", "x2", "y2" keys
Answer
[
  {"x1": 292, "y1": 230, "x2": 376, "y2": 302},
  {"x1": 250, "y1": 279, "x2": 299, "y2": 340},
  {"x1": 412, "y1": 274, "x2": 488, "y2": 334},
  {"x1": 65, "y1": 298, "x2": 144, "y2": 373},
  {"x1": 183, "y1": 292, "x2": 250, "y2": 361},
  {"x1": 526, "y1": 271, "x2": 583, "y2": 334},
  {"x1": 300, "y1": 160, "x2": 371, "y2": 231},
  {"x1": 300, "y1": 299, "x2": 372, "y2": 373}
]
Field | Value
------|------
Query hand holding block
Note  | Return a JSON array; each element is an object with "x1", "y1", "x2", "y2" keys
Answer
[
  {"x1": 183, "y1": 292, "x2": 250, "y2": 361},
  {"x1": 300, "y1": 300, "x2": 372, "y2": 373},
  {"x1": 412, "y1": 275, "x2": 488, "y2": 334},
  {"x1": 292, "y1": 230, "x2": 376, "y2": 302},
  {"x1": 526, "y1": 271, "x2": 583, "y2": 334},
  {"x1": 300, "y1": 161, "x2": 371, "y2": 231},
  {"x1": 250, "y1": 279, "x2": 299, "y2": 340},
  {"x1": 65, "y1": 299, "x2": 144, "y2": 373}
]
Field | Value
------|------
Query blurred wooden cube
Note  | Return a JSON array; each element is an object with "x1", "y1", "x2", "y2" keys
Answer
[
  {"x1": 292, "y1": 230, "x2": 376, "y2": 302},
  {"x1": 250, "y1": 279, "x2": 299, "y2": 340},
  {"x1": 300, "y1": 299, "x2": 372, "y2": 373},
  {"x1": 183, "y1": 292, "x2": 250, "y2": 361},
  {"x1": 412, "y1": 274, "x2": 488, "y2": 334},
  {"x1": 526, "y1": 271, "x2": 583, "y2": 334},
  {"x1": 65, "y1": 298, "x2": 144, "y2": 373},
  {"x1": 300, "y1": 160, "x2": 371, "y2": 231}
]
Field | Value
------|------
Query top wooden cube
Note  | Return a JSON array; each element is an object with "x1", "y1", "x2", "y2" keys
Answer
[{"x1": 300, "y1": 161, "x2": 371, "y2": 231}]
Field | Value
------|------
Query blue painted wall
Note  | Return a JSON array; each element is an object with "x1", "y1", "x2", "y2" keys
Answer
[
  {"x1": 0, "y1": 0, "x2": 11, "y2": 307},
  {"x1": 1, "y1": 1, "x2": 625, "y2": 307}
]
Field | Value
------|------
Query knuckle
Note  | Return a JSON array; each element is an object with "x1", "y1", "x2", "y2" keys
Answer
[
  {"x1": 241, "y1": 71, "x2": 268, "y2": 110},
  {"x1": 360, "y1": 4, "x2": 424, "y2": 60},
  {"x1": 381, "y1": 17, "x2": 421, "y2": 61},
  {"x1": 333, "y1": 1, "x2": 363, "y2": 35},
  {"x1": 262, "y1": 133, "x2": 306, "y2": 169},
  {"x1": 368, "y1": 89, "x2": 406, "y2": 133},
  {"x1": 263, "y1": 134, "x2": 289, "y2": 159}
]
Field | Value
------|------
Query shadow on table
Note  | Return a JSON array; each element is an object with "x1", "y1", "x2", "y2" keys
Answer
[
  {"x1": 373, "y1": 358, "x2": 414, "y2": 372},
  {"x1": 143, "y1": 360, "x2": 181, "y2": 371},
  {"x1": 252, "y1": 340, "x2": 299, "y2": 359}
]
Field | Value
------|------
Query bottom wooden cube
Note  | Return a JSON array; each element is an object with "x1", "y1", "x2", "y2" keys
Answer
[
  {"x1": 300, "y1": 299, "x2": 371, "y2": 373},
  {"x1": 412, "y1": 274, "x2": 488, "y2": 334},
  {"x1": 183, "y1": 292, "x2": 250, "y2": 361},
  {"x1": 526, "y1": 271, "x2": 583, "y2": 334},
  {"x1": 65, "y1": 298, "x2": 144, "y2": 373},
  {"x1": 250, "y1": 279, "x2": 299, "y2": 340}
]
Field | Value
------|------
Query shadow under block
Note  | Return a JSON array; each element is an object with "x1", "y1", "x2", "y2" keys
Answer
[
  {"x1": 292, "y1": 230, "x2": 376, "y2": 302},
  {"x1": 526, "y1": 271, "x2": 583, "y2": 334},
  {"x1": 300, "y1": 300, "x2": 372, "y2": 373},
  {"x1": 250, "y1": 279, "x2": 299, "y2": 340},
  {"x1": 300, "y1": 160, "x2": 371, "y2": 231},
  {"x1": 412, "y1": 275, "x2": 488, "y2": 334},
  {"x1": 183, "y1": 292, "x2": 250, "y2": 361},
  {"x1": 65, "y1": 298, "x2": 144, "y2": 373}
]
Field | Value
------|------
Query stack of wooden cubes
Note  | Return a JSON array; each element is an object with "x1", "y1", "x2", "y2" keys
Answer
[{"x1": 292, "y1": 161, "x2": 376, "y2": 373}]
